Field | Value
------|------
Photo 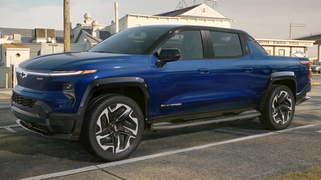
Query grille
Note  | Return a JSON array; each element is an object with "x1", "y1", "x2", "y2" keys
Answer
[{"x1": 12, "y1": 93, "x2": 37, "y2": 109}]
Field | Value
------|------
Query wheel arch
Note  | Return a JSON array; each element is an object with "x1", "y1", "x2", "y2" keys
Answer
[
  {"x1": 260, "y1": 71, "x2": 297, "y2": 111},
  {"x1": 72, "y1": 77, "x2": 150, "y2": 139}
]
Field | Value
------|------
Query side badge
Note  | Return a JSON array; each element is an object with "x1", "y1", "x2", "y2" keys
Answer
[{"x1": 161, "y1": 103, "x2": 182, "y2": 107}]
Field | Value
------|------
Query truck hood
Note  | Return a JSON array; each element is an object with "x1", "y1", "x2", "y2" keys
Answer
[{"x1": 19, "y1": 52, "x2": 132, "y2": 71}]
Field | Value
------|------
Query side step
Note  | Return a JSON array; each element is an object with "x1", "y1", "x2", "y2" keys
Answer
[{"x1": 151, "y1": 110, "x2": 261, "y2": 130}]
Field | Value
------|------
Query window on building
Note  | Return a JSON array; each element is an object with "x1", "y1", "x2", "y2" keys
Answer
[
  {"x1": 210, "y1": 31, "x2": 243, "y2": 58},
  {"x1": 159, "y1": 31, "x2": 203, "y2": 59},
  {"x1": 279, "y1": 49, "x2": 285, "y2": 56}
]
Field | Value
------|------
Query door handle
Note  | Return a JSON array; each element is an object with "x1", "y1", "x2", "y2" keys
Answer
[
  {"x1": 198, "y1": 68, "x2": 210, "y2": 74},
  {"x1": 243, "y1": 67, "x2": 253, "y2": 73}
]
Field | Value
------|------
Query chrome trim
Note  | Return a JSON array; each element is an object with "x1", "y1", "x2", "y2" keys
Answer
[
  {"x1": 16, "y1": 67, "x2": 96, "y2": 77},
  {"x1": 16, "y1": 67, "x2": 50, "y2": 77},
  {"x1": 50, "y1": 71, "x2": 83, "y2": 76},
  {"x1": 11, "y1": 105, "x2": 40, "y2": 118}
]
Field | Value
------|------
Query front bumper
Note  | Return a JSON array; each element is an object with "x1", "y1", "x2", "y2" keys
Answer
[{"x1": 11, "y1": 97, "x2": 82, "y2": 140}]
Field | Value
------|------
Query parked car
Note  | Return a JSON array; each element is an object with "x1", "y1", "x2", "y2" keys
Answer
[
  {"x1": 312, "y1": 62, "x2": 321, "y2": 73},
  {"x1": 11, "y1": 25, "x2": 311, "y2": 161}
]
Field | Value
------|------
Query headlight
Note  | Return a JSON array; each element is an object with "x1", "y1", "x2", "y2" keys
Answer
[
  {"x1": 63, "y1": 82, "x2": 75, "y2": 106},
  {"x1": 50, "y1": 69, "x2": 97, "y2": 76}
]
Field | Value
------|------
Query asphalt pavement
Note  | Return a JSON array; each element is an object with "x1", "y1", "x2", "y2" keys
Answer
[{"x1": 0, "y1": 84, "x2": 320, "y2": 180}]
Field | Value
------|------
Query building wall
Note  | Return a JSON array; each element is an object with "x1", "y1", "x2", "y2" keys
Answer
[
  {"x1": 40, "y1": 43, "x2": 89, "y2": 55},
  {"x1": 262, "y1": 46, "x2": 306, "y2": 56},
  {"x1": 126, "y1": 15, "x2": 231, "y2": 30},
  {"x1": 181, "y1": 4, "x2": 225, "y2": 18},
  {"x1": 1, "y1": 46, "x2": 5, "y2": 66},
  {"x1": 16, "y1": 43, "x2": 42, "y2": 58},
  {"x1": 257, "y1": 39, "x2": 314, "y2": 57},
  {"x1": 4, "y1": 48, "x2": 30, "y2": 67}
]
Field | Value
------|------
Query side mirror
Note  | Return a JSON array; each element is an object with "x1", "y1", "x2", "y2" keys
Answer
[{"x1": 156, "y1": 48, "x2": 181, "y2": 67}]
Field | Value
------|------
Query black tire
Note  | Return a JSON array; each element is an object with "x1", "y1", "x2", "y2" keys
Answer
[
  {"x1": 259, "y1": 85, "x2": 295, "y2": 130},
  {"x1": 81, "y1": 95, "x2": 144, "y2": 161}
]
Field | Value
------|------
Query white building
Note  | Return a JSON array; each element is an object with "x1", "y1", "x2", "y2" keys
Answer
[
  {"x1": 1, "y1": 44, "x2": 30, "y2": 67},
  {"x1": 256, "y1": 39, "x2": 315, "y2": 57},
  {"x1": 70, "y1": 3, "x2": 315, "y2": 58},
  {"x1": 106, "y1": 3, "x2": 234, "y2": 35}
]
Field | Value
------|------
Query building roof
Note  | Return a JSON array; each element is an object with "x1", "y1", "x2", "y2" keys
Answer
[
  {"x1": 155, "y1": 4, "x2": 199, "y2": 16},
  {"x1": 0, "y1": 27, "x2": 63, "y2": 37},
  {"x1": 294, "y1": 33, "x2": 321, "y2": 41},
  {"x1": 82, "y1": 30, "x2": 102, "y2": 43},
  {"x1": 2, "y1": 44, "x2": 28, "y2": 48}
]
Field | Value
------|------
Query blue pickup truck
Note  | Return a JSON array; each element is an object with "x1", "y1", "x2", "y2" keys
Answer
[{"x1": 11, "y1": 25, "x2": 311, "y2": 161}]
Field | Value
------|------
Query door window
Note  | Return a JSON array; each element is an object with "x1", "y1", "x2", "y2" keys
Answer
[
  {"x1": 210, "y1": 31, "x2": 243, "y2": 58},
  {"x1": 159, "y1": 31, "x2": 204, "y2": 59}
]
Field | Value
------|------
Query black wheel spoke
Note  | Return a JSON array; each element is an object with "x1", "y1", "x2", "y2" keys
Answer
[
  {"x1": 278, "y1": 92, "x2": 287, "y2": 103},
  {"x1": 281, "y1": 104, "x2": 292, "y2": 112}
]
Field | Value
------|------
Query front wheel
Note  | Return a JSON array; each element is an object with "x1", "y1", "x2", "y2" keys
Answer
[
  {"x1": 259, "y1": 85, "x2": 295, "y2": 130},
  {"x1": 81, "y1": 95, "x2": 144, "y2": 161}
]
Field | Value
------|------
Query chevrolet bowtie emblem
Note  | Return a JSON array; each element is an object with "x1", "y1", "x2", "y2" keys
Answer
[{"x1": 20, "y1": 72, "x2": 27, "y2": 78}]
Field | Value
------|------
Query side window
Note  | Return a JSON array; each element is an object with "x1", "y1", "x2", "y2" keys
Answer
[
  {"x1": 159, "y1": 31, "x2": 203, "y2": 59},
  {"x1": 210, "y1": 31, "x2": 243, "y2": 58}
]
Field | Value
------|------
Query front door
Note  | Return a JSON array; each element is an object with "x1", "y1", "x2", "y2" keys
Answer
[{"x1": 149, "y1": 30, "x2": 213, "y2": 118}]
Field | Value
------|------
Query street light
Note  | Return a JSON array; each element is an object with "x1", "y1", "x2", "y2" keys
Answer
[{"x1": 289, "y1": 23, "x2": 306, "y2": 39}]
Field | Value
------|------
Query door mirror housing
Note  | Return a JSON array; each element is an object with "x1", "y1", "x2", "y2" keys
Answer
[{"x1": 156, "y1": 48, "x2": 181, "y2": 67}]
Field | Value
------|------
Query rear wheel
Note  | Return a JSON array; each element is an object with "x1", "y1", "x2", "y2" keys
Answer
[
  {"x1": 82, "y1": 95, "x2": 144, "y2": 161},
  {"x1": 259, "y1": 85, "x2": 295, "y2": 130}
]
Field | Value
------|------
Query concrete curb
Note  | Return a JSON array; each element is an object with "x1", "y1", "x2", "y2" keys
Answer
[
  {"x1": 0, "y1": 106, "x2": 11, "y2": 110},
  {"x1": 311, "y1": 82, "x2": 321, "y2": 86},
  {"x1": 0, "y1": 96, "x2": 11, "y2": 100}
]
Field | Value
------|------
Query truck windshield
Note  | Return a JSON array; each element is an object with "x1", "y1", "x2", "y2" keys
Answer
[{"x1": 89, "y1": 26, "x2": 169, "y2": 54}]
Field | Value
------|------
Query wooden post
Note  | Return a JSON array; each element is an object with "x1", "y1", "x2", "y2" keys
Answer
[
  {"x1": 115, "y1": 2, "x2": 119, "y2": 34},
  {"x1": 64, "y1": 0, "x2": 70, "y2": 52}
]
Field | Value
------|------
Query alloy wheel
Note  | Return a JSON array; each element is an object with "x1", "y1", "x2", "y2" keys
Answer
[
  {"x1": 95, "y1": 103, "x2": 138, "y2": 153},
  {"x1": 271, "y1": 90, "x2": 293, "y2": 125}
]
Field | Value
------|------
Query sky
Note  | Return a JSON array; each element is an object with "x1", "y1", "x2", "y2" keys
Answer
[{"x1": 0, "y1": 0, "x2": 320, "y2": 55}]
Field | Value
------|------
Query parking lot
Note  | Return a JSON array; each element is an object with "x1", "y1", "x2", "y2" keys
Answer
[{"x1": 0, "y1": 76, "x2": 320, "y2": 180}]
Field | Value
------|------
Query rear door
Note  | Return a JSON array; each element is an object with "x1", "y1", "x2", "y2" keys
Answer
[
  {"x1": 207, "y1": 31, "x2": 258, "y2": 110},
  {"x1": 149, "y1": 30, "x2": 214, "y2": 117}
]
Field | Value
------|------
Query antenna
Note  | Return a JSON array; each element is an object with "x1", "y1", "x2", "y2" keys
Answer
[
  {"x1": 204, "y1": 0, "x2": 217, "y2": 9},
  {"x1": 176, "y1": 0, "x2": 188, "y2": 9}
]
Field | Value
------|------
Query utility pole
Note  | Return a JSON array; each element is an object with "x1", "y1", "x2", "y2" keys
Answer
[
  {"x1": 115, "y1": 2, "x2": 119, "y2": 33},
  {"x1": 64, "y1": 0, "x2": 70, "y2": 52}
]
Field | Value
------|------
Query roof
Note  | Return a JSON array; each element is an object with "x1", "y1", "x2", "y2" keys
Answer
[
  {"x1": 126, "y1": 24, "x2": 246, "y2": 34},
  {"x1": 294, "y1": 33, "x2": 321, "y2": 41},
  {"x1": 82, "y1": 30, "x2": 102, "y2": 43},
  {"x1": 0, "y1": 27, "x2": 63, "y2": 37},
  {"x1": 155, "y1": 4, "x2": 199, "y2": 16},
  {"x1": 2, "y1": 44, "x2": 28, "y2": 48}
]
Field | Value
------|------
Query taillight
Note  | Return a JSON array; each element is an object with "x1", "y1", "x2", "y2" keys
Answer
[{"x1": 300, "y1": 61, "x2": 311, "y2": 80}]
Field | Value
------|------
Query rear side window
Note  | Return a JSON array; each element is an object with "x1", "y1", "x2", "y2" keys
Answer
[{"x1": 210, "y1": 31, "x2": 243, "y2": 58}]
